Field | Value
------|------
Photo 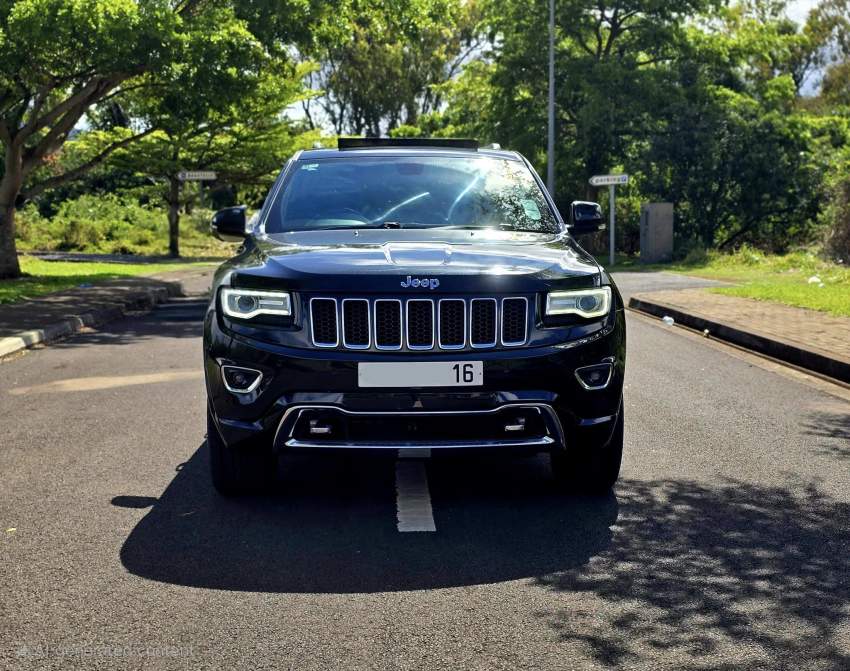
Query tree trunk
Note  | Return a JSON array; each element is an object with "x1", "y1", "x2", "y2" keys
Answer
[
  {"x1": 0, "y1": 145, "x2": 24, "y2": 279},
  {"x1": 167, "y1": 177, "x2": 181, "y2": 258}
]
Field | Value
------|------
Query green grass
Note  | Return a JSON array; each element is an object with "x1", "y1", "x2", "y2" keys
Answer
[
  {"x1": 682, "y1": 251, "x2": 850, "y2": 318},
  {"x1": 0, "y1": 256, "x2": 216, "y2": 305},
  {"x1": 605, "y1": 248, "x2": 850, "y2": 317}
]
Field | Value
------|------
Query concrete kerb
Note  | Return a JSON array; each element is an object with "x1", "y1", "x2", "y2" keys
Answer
[
  {"x1": 628, "y1": 295, "x2": 850, "y2": 384},
  {"x1": 0, "y1": 283, "x2": 181, "y2": 360}
]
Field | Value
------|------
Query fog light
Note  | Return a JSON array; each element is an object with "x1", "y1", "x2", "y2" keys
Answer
[
  {"x1": 221, "y1": 365, "x2": 263, "y2": 394},
  {"x1": 309, "y1": 420, "x2": 333, "y2": 435},
  {"x1": 504, "y1": 417, "x2": 527, "y2": 432},
  {"x1": 575, "y1": 363, "x2": 613, "y2": 390}
]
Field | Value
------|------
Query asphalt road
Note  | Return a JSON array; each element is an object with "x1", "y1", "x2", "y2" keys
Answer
[{"x1": 2, "y1": 276, "x2": 849, "y2": 671}]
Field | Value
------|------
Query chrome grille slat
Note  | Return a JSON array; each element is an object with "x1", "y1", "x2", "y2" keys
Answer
[
  {"x1": 309, "y1": 298, "x2": 339, "y2": 347},
  {"x1": 470, "y1": 298, "x2": 498, "y2": 348},
  {"x1": 342, "y1": 299, "x2": 370, "y2": 349},
  {"x1": 310, "y1": 296, "x2": 527, "y2": 350},
  {"x1": 374, "y1": 299, "x2": 403, "y2": 350},
  {"x1": 438, "y1": 299, "x2": 466, "y2": 349},
  {"x1": 501, "y1": 297, "x2": 529, "y2": 346},
  {"x1": 406, "y1": 299, "x2": 435, "y2": 350}
]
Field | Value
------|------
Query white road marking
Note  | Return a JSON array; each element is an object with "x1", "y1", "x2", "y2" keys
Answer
[
  {"x1": 395, "y1": 461, "x2": 436, "y2": 532},
  {"x1": 398, "y1": 448, "x2": 431, "y2": 459},
  {"x1": 7, "y1": 370, "x2": 202, "y2": 395}
]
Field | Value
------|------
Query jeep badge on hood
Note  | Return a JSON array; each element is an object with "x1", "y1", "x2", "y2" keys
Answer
[{"x1": 400, "y1": 276, "x2": 440, "y2": 289}]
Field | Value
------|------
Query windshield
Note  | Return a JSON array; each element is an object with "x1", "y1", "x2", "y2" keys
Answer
[{"x1": 265, "y1": 155, "x2": 560, "y2": 234}]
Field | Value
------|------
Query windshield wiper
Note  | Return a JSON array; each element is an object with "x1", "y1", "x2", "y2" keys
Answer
[
  {"x1": 422, "y1": 224, "x2": 550, "y2": 233},
  {"x1": 433, "y1": 225, "x2": 492, "y2": 230}
]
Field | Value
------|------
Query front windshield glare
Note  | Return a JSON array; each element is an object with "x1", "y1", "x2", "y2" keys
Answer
[{"x1": 266, "y1": 155, "x2": 559, "y2": 234}]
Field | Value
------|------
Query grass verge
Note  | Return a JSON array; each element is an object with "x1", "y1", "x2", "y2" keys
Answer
[
  {"x1": 606, "y1": 248, "x2": 850, "y2": 317},
  {"x1": 0, "y1": 256, "x2": 216, "y2": 305}
]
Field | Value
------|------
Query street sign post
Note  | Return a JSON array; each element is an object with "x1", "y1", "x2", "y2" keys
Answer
[
  {"x1": 589, "y1": 174, "x2": 629, "y2": 267},
  {"x1": 177, "y1": 170, "x2": 217, "y2": 182}
]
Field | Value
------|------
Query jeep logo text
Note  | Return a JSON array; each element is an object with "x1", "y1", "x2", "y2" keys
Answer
[{"x1": 400, "y1": 276, "x2": 440, "y2": 289}]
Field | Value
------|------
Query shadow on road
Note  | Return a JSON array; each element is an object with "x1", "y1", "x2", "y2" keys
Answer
[
  {"x1": 538, "y1": 479, "x2": 850, "y2": 669},
  {"x1": 117, "y1": 445, "x2": 618, "y2": 592},
  {"x1": 50, "y1": 301, "x2": 206, "y2": 349},
  {"x1": 118, "y1": 446, "x2": 850, "y2": 669},
  {"x1": 802, "y1": 409, "x2": 850, "y2": 460}
]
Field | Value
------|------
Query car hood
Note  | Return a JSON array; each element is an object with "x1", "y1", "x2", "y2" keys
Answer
[{"x1": 228, "y1": 229, "x2": 603, "y2": 293}]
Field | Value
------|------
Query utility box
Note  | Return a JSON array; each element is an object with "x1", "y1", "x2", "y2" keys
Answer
[{"x1": 640, "y1": 203, "x2": 674, "y2": 263}]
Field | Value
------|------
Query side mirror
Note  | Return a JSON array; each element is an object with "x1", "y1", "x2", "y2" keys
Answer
[
  {"x1": 569, "y1": 201, "x2": 605, "y2": 235},
  {"x1": 211, "y1": 206, "x2": 248, "y2": 242}
]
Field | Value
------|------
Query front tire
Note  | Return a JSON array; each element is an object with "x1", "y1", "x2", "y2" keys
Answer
[
  {"x1": 207, "y1": 408, "x2": 275, "y2": 496},
  {"x1": 551, "y1": 399, "x2": 624, "y2": 493}
]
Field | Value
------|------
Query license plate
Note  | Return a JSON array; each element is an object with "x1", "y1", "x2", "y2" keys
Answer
[{"x1": 358, "y1": 361, "x2": 483, "y2": 388}]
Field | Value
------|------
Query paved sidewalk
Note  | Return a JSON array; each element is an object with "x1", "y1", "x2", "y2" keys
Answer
[
  {"x1": 611, "y1": 270, "x2": 731, "y2": 303},
  {"x1": 0, "y1": 266, "x2": 214, "y2": 357},
  {"x1": 630, "y1": 288, "x2": 850, "y2": 383}
]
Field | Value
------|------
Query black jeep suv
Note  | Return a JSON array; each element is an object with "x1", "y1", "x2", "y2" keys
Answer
[{"x1": 204, "y1": 138, "x2": 625, "y2": 495}]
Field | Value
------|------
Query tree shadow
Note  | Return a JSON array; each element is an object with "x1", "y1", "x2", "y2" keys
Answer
[
  {"x1": 801, "y1": 410, "x2": 850, "y2": 460},
  {"x1": 117, "y1": 447, "x2": 850, "y2": 669},
  {"x1": 537, "y1": 479, "x2": 850, "y2": 670},
  {"x1": 117, "y1": 446, "x2": 618, "y2": 593},
  {"x1": 50, "y1": 301, "x2": 206, "y2": 349}
]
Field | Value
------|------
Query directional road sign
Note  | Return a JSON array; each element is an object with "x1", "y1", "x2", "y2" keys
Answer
[
  {"x1": 178, "y1": 170, "x2": 217, "y2": 182},
  {"x1": 589, "y1": 174, "x2": 629, "y2": 187}
]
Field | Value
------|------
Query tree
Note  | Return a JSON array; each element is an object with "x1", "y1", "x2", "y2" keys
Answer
[
  {"x1": 431, "y1": 0, "x2": 844, "y2": 253},
  {"x1": 0, "y1": 0, "x2": 326, "y2": 278},
  {"x1": 430, "y1": 0, "x2": 724, "y2": 203},
  {"x1": 108, "y1": 62, "x2": 318, "y2": 256},
  {"x1": 634, "y1": 3, "x2": 834, "y2": 250},
  {"x1": 0, "y1": 0, "x2": 189, "y2": 277},
  {"x1": 302, "y1": 0, "x2": 481, "y2": 135}
]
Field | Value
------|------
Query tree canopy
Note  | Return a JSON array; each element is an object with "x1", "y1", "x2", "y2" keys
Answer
[{"x1": 3, "y1": 0, "x2": 849, "y2": 270}]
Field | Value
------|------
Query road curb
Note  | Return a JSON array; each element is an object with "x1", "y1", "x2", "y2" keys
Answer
[
  {"x1": 628, "y1": 296, "x2": 850, "y2": 384},
  {"x1": 0, "y1": 282, "x2": 187, "y2": 359}
]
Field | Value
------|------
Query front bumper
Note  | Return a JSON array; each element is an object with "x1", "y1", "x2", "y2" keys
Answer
[{"x1": 204, "y1": 307, "x2": 626, "y2": 455}]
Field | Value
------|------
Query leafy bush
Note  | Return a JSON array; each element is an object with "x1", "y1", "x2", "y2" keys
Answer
[
  {"x1": 675, "y1": 239, "x2": 709, "y2": 265},
  {"x1": 822, "y1": 151, "x2": 850, "y2": 262},
  {"x1": 16, "y1": 194, "x2": 230, "y2": 257}
]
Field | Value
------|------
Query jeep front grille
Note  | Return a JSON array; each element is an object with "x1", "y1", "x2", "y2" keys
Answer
[
  {"x1": 309, "y1": 296, "x2": 529, "y2": 351},
  {"x1": 501, "y1": 297, "x2": 529, "y2": 346},
  {"x1": 406, "y1": 300, "x2": 435, "y2": 349},
  {"x1": 310, "y1": 298, "x2": 338, "y2": 347},
  {"x1": 374, "y1": 300, "x2": 402, "y2": 349},
  {"x1": 470, "y1": 298, "x2": 497, "y2": 348},
  {"x1": 342, "y1": 299, "x2": 370, "y2": 349},
  {"x1": 438, "y1": 299, "x2": 465, "y2": 349}
]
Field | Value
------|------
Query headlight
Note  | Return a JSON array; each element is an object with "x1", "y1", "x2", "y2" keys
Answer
[
  {"x1": 221, "y1": 288, "x2": 292, "y2": 319},
  {"x1": 545, "y1": 287, "x2": 611, "y2": 318}
]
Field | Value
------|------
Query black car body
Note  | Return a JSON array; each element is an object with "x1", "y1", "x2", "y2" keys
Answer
[{"x1": 203, "y1": 139, "x2": 625, "y2": 495}]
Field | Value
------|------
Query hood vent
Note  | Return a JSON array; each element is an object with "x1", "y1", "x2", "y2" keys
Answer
[{"x1": 383, "y1": 244, "x2": 452, "y2": 266}]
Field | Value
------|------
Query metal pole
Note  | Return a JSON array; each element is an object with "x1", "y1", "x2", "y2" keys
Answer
[
  {"x1": 546, "y1": 0, "x2": 555, "y2": 196},
  {"x1": 609, "y1": 184, "x2": 616, "y2": 267}
]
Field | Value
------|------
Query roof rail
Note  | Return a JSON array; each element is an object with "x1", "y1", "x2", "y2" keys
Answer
[{"x1": 337, "y1": 137, "x2": 479, "y2": 151}]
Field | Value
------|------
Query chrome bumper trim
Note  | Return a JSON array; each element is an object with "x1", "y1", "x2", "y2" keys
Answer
[
  {"x1": 272, "y1": 403, "x2": 565, "y2": 451},
  {"x1": 285, "y1": 437, "x2": 555, "y2": 450}
]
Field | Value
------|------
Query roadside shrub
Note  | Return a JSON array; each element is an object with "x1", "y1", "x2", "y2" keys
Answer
[
  {"x1": 16, "y1": 194, "x2": 229, "y2": 257},
  {"x1": 822, "y1": 168, "x2": 850, "y2": 262},
  {"x1": 677, "y1": 240, "x2": 708, "y2": 265}
]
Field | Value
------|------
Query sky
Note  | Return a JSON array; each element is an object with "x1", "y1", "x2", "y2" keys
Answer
[{"x1": 786, "y1": 0, "x2": 819, "y2": 23}]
